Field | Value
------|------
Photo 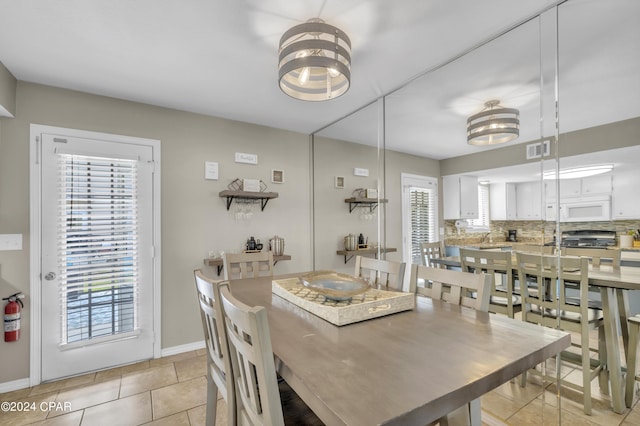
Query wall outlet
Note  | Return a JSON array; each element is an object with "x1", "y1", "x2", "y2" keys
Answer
[{"x1": 0, "y1": 234, "x2": 22, "y2": 251}]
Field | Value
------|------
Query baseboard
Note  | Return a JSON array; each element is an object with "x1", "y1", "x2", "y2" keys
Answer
[
  {"x1": 0, "y1": 377, "x2": 31, "y2": 394},
  {"x1": 160, "y1": 340, "x2": 205, "y2": 358}
]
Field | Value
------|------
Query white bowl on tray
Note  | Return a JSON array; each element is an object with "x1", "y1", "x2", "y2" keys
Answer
[{"x1": 299, "y1": 271, "x2": 370, "y2": 301}]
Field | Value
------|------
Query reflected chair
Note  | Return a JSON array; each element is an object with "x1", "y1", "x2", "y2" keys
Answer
[
  {"x1": 459, "y1": 248, "x2": 521, "y2": 318},
  {"x1": 515, "y1": 252, "x2": 605, "y2": 415},
  {"x1": 513, "y1": 244, "x2": 555, "y2": 255},
  {"x1": 561, "y1": 247, "x2": 621, "y2": 268},
  {"x1": 223, "y1": 251, "x2": 274, "y2": 280},
  {"x1": 409, "y1": 263, "x2": 491, "y2": 425},
  {"x1": 625, "y1": 314, "x2": 640, "y2": 407},
  {"x1": 354, "y1": 256, "x2": 406, "y2": 291},
  {"x1": 218, "y1": 281, "x2": 322, "y2": 426},
  {"x1": 561, "y1": 248, "x2": 626, "y2": 341},
  {"x1": 420, "y1": 241, "x2": 446, "y2": 268},
  {"x1": 193, "y1": 270, "x2": 235, "y2": 426}
]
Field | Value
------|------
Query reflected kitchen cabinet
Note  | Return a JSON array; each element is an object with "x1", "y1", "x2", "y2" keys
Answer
[
  {"x1": 516, "y1": 181, "x2": 542, "y2": 220},
  {"x1": 443, "y1": 175, "x2": 478, "y2": 219},
  {"x1": 489, "y1": 182, "x2": 517, "y2": 221},
  {"x1": 546, "y1": 176, "x2": 612, "y2": 200},
  {"x1": 613, "y1": 165, "x2": 640, "y2": 219}
]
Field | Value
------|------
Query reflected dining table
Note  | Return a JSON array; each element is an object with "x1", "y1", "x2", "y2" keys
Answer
[
  {"x1": 230, "y1": 273, "x2": 570, "y2": 425},
  {"x1": 432, "y1": 255, "x2": 640, "y2": 414}
]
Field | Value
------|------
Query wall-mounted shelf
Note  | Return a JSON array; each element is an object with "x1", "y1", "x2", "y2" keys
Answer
[
  {"x1": 336, "y1": 247, "x2": 397, "y2": 264},
  {"x1": 204, "y1": 254, "x2": 291, "y2": 276},
  {"x1": 344, "y1": 197, "x2": 388, "y2": 213},
  {"x1": 219, "y1": 190, "x2": 279, "y2": 211}
]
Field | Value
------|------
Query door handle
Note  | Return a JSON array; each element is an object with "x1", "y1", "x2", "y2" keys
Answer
[{"x1": 44, "y1": 272, "x2": 56, "y2": 281}]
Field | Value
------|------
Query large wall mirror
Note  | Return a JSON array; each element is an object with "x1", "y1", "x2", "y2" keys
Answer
[
  {"x1": 312, "y1": 0, "x2": 639, "y2": 419},
  {"x1": 312, "y1": 0, "x2": 639, "y2": 274}
]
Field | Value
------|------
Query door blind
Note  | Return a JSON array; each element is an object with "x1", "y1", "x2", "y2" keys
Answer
[
  {"x1": 57, "y1": 154, "x2": 139, "y2": 345},
  {"x1": 410, "y1": 187, "x2": 436, "y2": 265}
]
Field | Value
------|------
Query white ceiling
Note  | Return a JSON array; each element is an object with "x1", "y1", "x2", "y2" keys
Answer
[{"x1": 1, "y1": 0, "x2": 638, "y2": 160}]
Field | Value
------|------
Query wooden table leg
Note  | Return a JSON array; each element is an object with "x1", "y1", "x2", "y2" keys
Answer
[{"x1": 602, "y1": 287, "x2": 625, "y2": 413}]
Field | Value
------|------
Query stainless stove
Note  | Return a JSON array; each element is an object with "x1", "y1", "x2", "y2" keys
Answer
[{"x1": 558, "y1": 229, "x2": 617, "y2": 248}]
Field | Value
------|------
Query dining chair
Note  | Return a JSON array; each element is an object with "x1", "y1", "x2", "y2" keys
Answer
[
  {"x1": 625, "y1": 314, "x2": 640, "y2": 407},
  {"x1": 354, "y1": 255, "x2": 406, "y2": 291},
  {"x1": 420, "y1": 241, "x2": 446, "y2": 268},
  {"x1": 223, "y1": 251, "x2": 274, "y2": 280},
  {"x1": 409, "y1": 263, "x2": 491, "y2": 311},
  {"x1": 193, "y1": 270, "x2": 235, "y2": 426},
  {"x1": 561, "y1": 247, "x2": 621, "y2": 267},
  {"x1": 515, "y1": 252, "x2": 605, "y2": 415},
  {"x1": 560, "y1": 248, "x2": 627, "y2": 343},
  {"x1": 218, "y1": 281, "x2": 323, "y2": 426},
  {"x1": 513, "y1": 244, "x2": 555, "y2": 255},
  {"x1": 409, "y1": 263, "x2": 491, "y2": 426},
  {"x1": 459, "y1": 248, "x2": 521, "y2": 318}
]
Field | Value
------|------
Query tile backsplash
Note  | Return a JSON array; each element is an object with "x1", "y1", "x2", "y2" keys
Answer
[{"x1": 444, "y1": 220, "x2": 640, "y2": 246}]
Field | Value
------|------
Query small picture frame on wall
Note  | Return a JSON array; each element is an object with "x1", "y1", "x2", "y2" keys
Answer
[
  {"x1": 272, "y1": 169, "x2": 284, "y2": 184},
  {"x1": 335, "y1": 176, "x2": 345, "y2": 189}
]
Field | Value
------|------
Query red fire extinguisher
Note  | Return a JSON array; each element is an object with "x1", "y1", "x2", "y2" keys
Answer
[{"x1": 3, "y1": 292, "x2": 25, "y2": 342}]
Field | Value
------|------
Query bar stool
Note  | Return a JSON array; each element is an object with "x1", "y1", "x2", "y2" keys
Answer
[{"x1": 625, "y1": 314, "x2": 640, "y2": 407}]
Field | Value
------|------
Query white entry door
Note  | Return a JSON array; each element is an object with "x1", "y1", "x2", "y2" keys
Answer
[
  {"x1": 401, "y1": 174, "x2": 439, "y2": 265},
  {"x1": 37, "y1": 128, "x2": 159, "y2": 381}
]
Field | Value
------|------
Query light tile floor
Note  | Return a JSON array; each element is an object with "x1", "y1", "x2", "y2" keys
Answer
[{"x1": 1, "y1": 347, "x2": 640, "y2": 425}]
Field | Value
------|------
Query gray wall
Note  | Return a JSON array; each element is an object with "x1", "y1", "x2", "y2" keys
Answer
[
  {"x1": 0, "y1": 82, "x2": 312, "y2": 383},
  {"x1": 440, "y1": 117, "x2": 640, "y2": 176},
  {"x1": 313, "y1": 136, "x2": 440, "y2": 274},
  {"x1": 0, "y1": 60, "x2": 16, "y2": 117}
]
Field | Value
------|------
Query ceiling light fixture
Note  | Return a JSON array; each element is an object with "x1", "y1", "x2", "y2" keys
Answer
[
  {"x1": 467, "y1": 100, "x2": 519, "y2": 145},
  {"x1": 543, "y1": 164, "x2": 614, "y2": 180},
  {"x1": 278, "y1": 18, "x2": 351, "y2": 101}
]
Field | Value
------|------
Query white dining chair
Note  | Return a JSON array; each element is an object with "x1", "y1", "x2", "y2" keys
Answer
[
  {"x1": 193, "y1": 270, "x2": 236, "y2": 426},
  {"x1": 459, "y1": 248, "x2": 521, "y2": 318},
  {"x1": 561, "y1": 247, "x2": 621, "y2": 268},
  {"x1": 409, "y1": 263, "x2": 491, "y2": 426},
  {"x1": 354, "y1": 255, "x2": 406, "y2": 291},
  {"x1": 223, "y1": 251, "x2": 274, "y2": 280},
  {"x1": 218, "y1": 281, "x2": 323, "y2": 426},
  {"x1": 516, "y1": 252, "x2": 605, "y2": 415},
  {"x1": 420, "y1": 241, "x2": 446, "y2": 268}
]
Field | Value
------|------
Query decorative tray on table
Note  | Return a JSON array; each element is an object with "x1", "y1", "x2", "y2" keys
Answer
[{"x1": 272, "y1": 271, "x2": 415, "y2": 326}]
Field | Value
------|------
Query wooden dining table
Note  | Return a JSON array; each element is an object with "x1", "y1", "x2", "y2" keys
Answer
[
  {"x1": 431, "y1": 255, "x2": 640, "y2": 414},
  {"x1": 230, "y1": 273, "x2": 570, "y2": 425}
]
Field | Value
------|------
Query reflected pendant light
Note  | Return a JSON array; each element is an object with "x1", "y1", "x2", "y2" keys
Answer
[
  {"x1": 278, "y1": 18, "x2": 351, "y2": 101},
  {"x1": 467, "y1": 100, "x2": 520, "y2": 145}
]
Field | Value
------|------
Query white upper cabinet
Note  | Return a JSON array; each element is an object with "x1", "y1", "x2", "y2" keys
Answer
[
  {"x1": 612, "y1": 166, "x2": 640, "y2": 219},
  {"x1": 516, "y1": 181, "x2": 542, "y2": 220},
  {"x1": 546, "y1": 175, "x2": 612, "y2": 200},
  {"x1": 489, "y1": 182, "x2": 517, "y2": 221},
  {"x1": 443, "y1": 175, "x2": 478, "y2": 219},
  {"x1": 581, "y1": 174, "x2": 613, "y2": 195}
]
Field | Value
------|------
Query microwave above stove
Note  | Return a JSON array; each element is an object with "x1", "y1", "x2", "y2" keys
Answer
[{"x1": 545, "y1": 196, "x2": 611, "y2": 222}]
